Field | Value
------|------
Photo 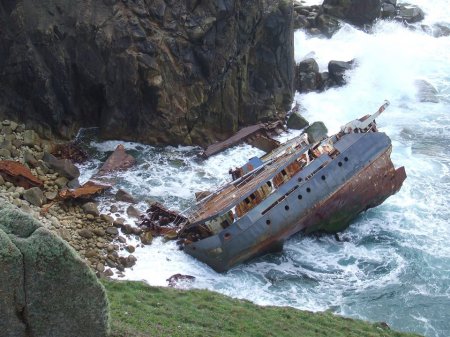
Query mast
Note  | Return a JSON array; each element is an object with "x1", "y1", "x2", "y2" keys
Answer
[{"x1": 341, "y1": 100, "x2": 390, "y2": 134}]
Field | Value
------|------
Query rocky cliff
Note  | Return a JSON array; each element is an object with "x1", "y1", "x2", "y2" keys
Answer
[
  {"x1": 0, "y1": 0, "x2": 294, "y2": 146},
  {"x1": 0, "y1": 201, "x2": 109, "y2": 337}
]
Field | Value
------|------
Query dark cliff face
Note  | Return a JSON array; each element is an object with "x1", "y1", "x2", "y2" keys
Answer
[{"x1": 0, "y1": 0, "x2": 294, "y2": 146}]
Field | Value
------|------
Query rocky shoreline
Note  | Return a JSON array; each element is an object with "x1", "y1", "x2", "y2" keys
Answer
[{"x1": 0, "y1": 119, "x2": 147, "y2": 278}]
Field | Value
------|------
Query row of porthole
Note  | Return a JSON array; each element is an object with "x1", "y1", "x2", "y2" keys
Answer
[
  {"x1": 265, "y1": 156, "x2": 350, "y2": 227},
  {"x1": 338, "y1": 156, "x2": 349, "y2": 167}
]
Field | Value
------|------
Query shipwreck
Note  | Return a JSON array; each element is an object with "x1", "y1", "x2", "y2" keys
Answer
[{"x1": 145, "y1": 101, "x2": 406, "y2": 272}]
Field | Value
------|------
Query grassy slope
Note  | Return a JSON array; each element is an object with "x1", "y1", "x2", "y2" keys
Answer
[{"x1": 104, "y1": 280, "x2": 421, "y2": 337}]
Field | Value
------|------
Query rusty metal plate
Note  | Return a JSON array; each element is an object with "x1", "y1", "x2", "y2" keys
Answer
[{"x1": 0, "y1": 160, "x2": 43, "y2": 189}]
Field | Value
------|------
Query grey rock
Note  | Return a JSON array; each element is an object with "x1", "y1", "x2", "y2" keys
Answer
[
  {"x1": 0, "y1": 202, "x2": 109, "y2": 337},
  {"x1": 140, "y1": 232, "x2": 153, "y2": 245},
  {"x1": 287, "y1": 113, "x2": 309, "y2": 130},
  {"x1": 396, "y1": 4, "x2": 425, "y2": 23},
  {"x1": 316, "y1": 14, "x2": 341, "y2": 38},
  {"x1": 306, "y1": 122, "x2": 328, "y2": 144},
  {"x1": 9, "y1": 121, "x2": 18, "y2": 131},
  {"x1": 1, "y1": 126, "x2": 13, "y2": 135},
  {"x1": 23, "y1": 187, "x2": 46, "y2": 207},
  {"x1": 67, "y1": 178, "x2": 81, "y2": 189},
  {"x1": 381, "y1": 3, "x2": 396, "y2": 19},
  {"x1": 431, "y1": 23, "x2": 450, "y2": 38},
  {"x1": 115, "y1": 189, "x2": 137, "y2": 204},
  {"x1": 22, "y1": 130, "x2": 40, "y2": 147},
  {"x1": 106, "y1": 227, "x2": 119, "y2": 236},
  {"x1": 298, "y1": 58, "x2": 319, "y2": 73},
  {"x1": 323, "y1": 0, "x2": 382, "y2": 26},
  {"x1": 100, "y1": 214, "x2": 114, "y2": 224},
  {"x1": 126, "y1": 205, "x2": 142, "y2": 218},
  {"x1": 54, "y1": 176, "x2": 69, "y2": 188},
  {"x1": 12, "y1": 139, "x2": 23, "y2": 149},
  {"x1": 78, "y1": 229, "x2": 94, "y2": 239},
  {"x1": 42, "y1": 152, "x2": 80, "y2": 180},
  {"x1": 44, "y1": 191, "x2": 58, "y2": 201},
  {"x1": 56, "y1": 228, "x2": 71, "y2": 242},
  {"x1": 0, "y1": 140, "x2": 12, "y2": 152},
  {"x1": 0, "y1": 148, "x2": 11, "y2": 158},
  {"x1": 328, "y1": 60, "x2": 355, "y2": 86},
  {"x1": 113, "y1": 218, "x2": 125, "y2": 228},
  {"x1": 10, "y1": 148, "x2": 20, "y2": 158},
  {"x1": 93, "y1": 228, "x2": 106, "y2": 237},
  {"x1": 82, "y1": 202, "x2": 100, "y2": 217}
]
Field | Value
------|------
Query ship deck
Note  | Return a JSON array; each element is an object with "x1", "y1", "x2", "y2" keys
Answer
[{"x1": 185, "y1": 142, "x2": 310, "y2": 226}]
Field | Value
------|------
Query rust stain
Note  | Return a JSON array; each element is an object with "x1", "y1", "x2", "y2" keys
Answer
[{"x1": 0, "y1": 160, "x2": 43, "y2": 189}]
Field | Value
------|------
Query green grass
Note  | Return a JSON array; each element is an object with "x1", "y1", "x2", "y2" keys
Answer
[{"x1": 104, "y1": 280, "x2": 421, "y2": 337}]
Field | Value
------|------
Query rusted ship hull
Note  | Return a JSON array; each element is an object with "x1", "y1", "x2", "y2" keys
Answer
[
  {"x1": 225, "y1": 148, "x2": 406, "y2": 270},
  {"x1": 183, "y1": 131, "x2": 406, "y2": 272}
]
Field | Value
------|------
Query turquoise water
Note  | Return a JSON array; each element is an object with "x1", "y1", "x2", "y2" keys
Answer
[{"x1": 77, "y1": 2, "x2": 450, "y2": 336}]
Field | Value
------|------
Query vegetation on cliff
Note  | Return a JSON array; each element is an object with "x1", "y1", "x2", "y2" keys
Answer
[{"x1": 104, "y1": 280, "x2": 421, "y2": 337}]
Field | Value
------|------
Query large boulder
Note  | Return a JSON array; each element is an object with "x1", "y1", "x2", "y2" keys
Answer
[
  {"x1": 0, "y1": 0, "x2": 294, "y2": 147},
  {"x1": 305, "y1": 122, "x2": 328, "y2": 144},
  {"x1": 396, "y1": 3, "x2": 425, "y2": 23},
  {"x1": 323, "y1": 0, "x2": 382, "y2": 26},
  {"x1": 328, "y1": 60, "x2": 356, "y2": 86},
  {"x1": 295, "y1": 58, "x2": 322, "y2": 93},
  {"x1": 0, "y1": 201, "x2": 109, "y2": 337},
  {"x1": 42, "y1": 152, "x2": 80, "y2": 180}
]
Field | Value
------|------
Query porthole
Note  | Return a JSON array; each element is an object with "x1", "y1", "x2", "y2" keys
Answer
[
  {"x1": 224, "y1": 233, "x2": 231, "y2": 240},
  {"x1": 266, "y1": 219, "x2": 271, "y2": 225},
  {"x1": 338, "y1": 162, "x2": 343, "y2": 167},
  {"x1": 344, "y1": 157, "x2": 349, "y2": 162},
  {"x1": 285, "y1": 205, "x2": 290, "y2": 211},
  {"x1": 298, "y1": 194, "x2": 303, "y2": 200},
  {"x1": 298, "y1": 177, "x2": 303, "y2": 182},
  {"x1": 306, "y1": 187, "x2": 311, "y2": 193},
  {"x1": 321, "y1": 175, "x2": 326, "y2": 180}
]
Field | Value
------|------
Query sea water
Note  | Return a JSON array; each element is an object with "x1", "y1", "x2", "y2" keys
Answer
[{"x1": 77, "y1": 1, "x2": 450, "y2": 336}]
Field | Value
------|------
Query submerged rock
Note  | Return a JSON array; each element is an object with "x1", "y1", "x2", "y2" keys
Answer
[{"x1": 415, "y1": 80, "x2": 439, "y2": 103}]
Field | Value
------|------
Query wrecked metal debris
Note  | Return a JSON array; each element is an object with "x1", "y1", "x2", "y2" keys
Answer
[
  {"x1": 59, "y1": 181, "x2": 112, "y2": 200},
  {"x1": 96, "y1": 144, "x2": 135, "y2": 176},
  {"x1": 0, "y1": 160, "x2": 43, "y2": 189},
  {"x1": 201, "y1": 122, "x2": 284, "y2": 158}
]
